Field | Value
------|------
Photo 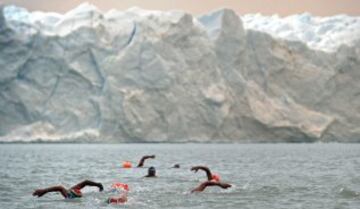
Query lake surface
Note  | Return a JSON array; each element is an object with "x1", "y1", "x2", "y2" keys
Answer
[{"x1": 0, "y1": 144, "x2": 359, "y2": 209}]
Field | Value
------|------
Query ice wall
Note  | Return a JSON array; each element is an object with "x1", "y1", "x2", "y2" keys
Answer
[{"x1": 0, "y1": 4, "x2": 359, "y2": 142}]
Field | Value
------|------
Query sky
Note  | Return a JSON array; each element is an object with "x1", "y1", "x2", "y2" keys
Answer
[{"x1": 0, "y1": 0, "x2": 359, "y2": 16}]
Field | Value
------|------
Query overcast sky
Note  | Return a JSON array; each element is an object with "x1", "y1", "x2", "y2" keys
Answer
[{"x1": 0, "y1": 0, "x2": 359, "y2": 16}]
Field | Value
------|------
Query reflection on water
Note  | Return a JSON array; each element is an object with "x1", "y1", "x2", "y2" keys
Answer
[{"x1": 0, "y1": 143, "x2": 359, "y2": 209}]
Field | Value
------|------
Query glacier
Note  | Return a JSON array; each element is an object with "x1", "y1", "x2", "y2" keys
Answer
[{"x1": 0, "y1": 3, "x2": 360, "y2": 142}]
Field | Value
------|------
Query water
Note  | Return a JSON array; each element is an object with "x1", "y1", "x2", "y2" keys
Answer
[{"x1": 0, "y1": 144, "x2": 359, "y2": 209}]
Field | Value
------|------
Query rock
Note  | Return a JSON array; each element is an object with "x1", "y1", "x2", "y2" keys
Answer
[{"x1": 0, "y1": 4, "x2": 359, "y2": 142}]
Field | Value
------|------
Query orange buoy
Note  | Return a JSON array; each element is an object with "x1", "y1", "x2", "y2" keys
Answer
[
  {"x1": 211, "y1": 173, "x2": 220, "y2": 182},
  {"x1": 122, "y1": 161, "x2": 132, "y2": 168}
]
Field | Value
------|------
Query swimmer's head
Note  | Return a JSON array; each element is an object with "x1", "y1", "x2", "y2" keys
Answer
[
  {"x1": 148, "y1": 166, "x2": 156, "y2": 177},
  {"x1": 72, "y1": 188, "x2": 82, "y2": 196},
  {"x1": 211, "y1": 174, "x2": 220, "y2": 182},
  {"x1": 173, "y1": 164, "x2": 180, "y2": 168}
]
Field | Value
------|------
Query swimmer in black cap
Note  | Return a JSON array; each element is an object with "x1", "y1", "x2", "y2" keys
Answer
[
  {"x1": 144, "y1": 166, "x2": 157, "y2": 177},
  {"x1": 191, "y1": 181, "x2": 231, "y2": 193},
  {"x1": 137, "y1": 155, "x2": 156, "y2": 167},
  {"x1": 32, "y1": 180, "x2": 103, "y2": 199},
  {"x1": 172, "y1": 164, "x2": 180, "y2": 168}
]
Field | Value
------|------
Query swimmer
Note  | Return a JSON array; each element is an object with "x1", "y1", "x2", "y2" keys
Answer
[
  {"x1": 137, "y1": 155, "x2": 155, "y2": 167},
  {"x1": 191, "y1": 166, "x2": 214, "y2": 181},
  {"x1": 32, "y1": 180, "x2": 103, "y2": 199},
  {"x1": 172, "y1": 164, "x2": 180, "y2": 168},
  {"x1": 107, "y1": 183, "x2": 129, "y2": 204},
  {"x1": 144, "y1": 166, "x2": 157, "y2": 177},
  {"x1": 191, "y1": 181, "x2": 231, "y2": 193}
]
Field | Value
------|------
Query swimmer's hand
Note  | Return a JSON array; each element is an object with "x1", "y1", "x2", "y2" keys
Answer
[
  {"x1": 220, "y1": 183, "x2": 232, "y2": 189},
  {"x1": 191, "y1": 167, "x2": 200, "y2": 173},
  {"x1": 32, "y1": 189, "x2": 46, "y2": 197},
  {"x1": 98, "y1": 183, "x2": 104, "y2": 192}
]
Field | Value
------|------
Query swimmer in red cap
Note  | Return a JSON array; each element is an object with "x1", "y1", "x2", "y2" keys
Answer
[
  {"x1": 137, "y1": 155, "x2": 155, "y2": 167},
  {"x1": 107, "y1": 183, "x2": 129, "y2": 204},
  {"x1": 32, "y1": 180, "x2": 103, "y2": 199},
  {"x1": 191, "y1": 166, "x2": 220, "y2": 182},
  {"x1": 191, "y1": 181, "x2": 232, "y2": 193}
]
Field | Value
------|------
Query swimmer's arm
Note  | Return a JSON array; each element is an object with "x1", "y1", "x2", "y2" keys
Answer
[
  {"x1": 191, "y1": 166, "x2": 213, "y2": 181},
  {"x1": 137, "y1": 155, "x2": 155, "y2": 167},
  {"x1": 210, "y1": 182, "x2": 232, "y2": 189},
  {"x1": 191, "y1": 182, "x2": 208, "y2": 193},
  {"x1": 32, "y1": 186, "x2": 68, "y2": 198},
  {"x1": 71, "y1": 180, "x2": 104, "y2": 191},
  {"x1": 191, "y1": 181, "x2": 231, "y2": 193}
]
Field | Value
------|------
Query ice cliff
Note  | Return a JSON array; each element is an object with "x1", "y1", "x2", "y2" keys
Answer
[{"x1": 0, "y1": 3, "x2": 359, "y2": 142}]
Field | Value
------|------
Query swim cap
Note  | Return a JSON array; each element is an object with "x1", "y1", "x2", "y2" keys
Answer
[
  {"x1": 122, "y1": 161, "x2": 132, "y2": 168},
  {"x1": 211, "y1": 174, "x2": 220, "y2": 182},
  {"x1": 74, "y1": 188, "x2": 82, "y2": 194},
  {"x1": 111, "y1": 183, "x2": 129, "y2": 191},
  {"x1": 69, "y1": 188, "x2": 83, "y2": 198}
]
